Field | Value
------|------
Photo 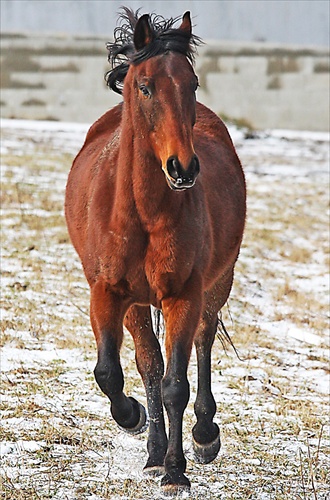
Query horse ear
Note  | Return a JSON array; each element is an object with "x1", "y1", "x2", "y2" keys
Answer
[
  {"x1": 134, "y1": 14, "x2": 154, "y2": 50},
  {"x1": 179, "y1": 11, "x2": 192, "y2": 35}
]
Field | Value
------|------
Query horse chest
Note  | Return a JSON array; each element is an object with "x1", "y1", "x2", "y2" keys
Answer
[
  {"x1": 144, "y1": 231, "x2": 197, "y2": 302},
  {"x1": 99, "y1": 224, "x2": 197, "y2": 305},
  {"x1": 99, "y1": 225, "x2": 148, "y2": 292}
]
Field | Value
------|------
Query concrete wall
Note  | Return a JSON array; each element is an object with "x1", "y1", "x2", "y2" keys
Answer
[
  {"x1": 1, "y1": 33, "x2": 329, "y2": 131},
  {"x1": 196, "y1": 41, "x2": 330, "y2": 131},
  {"x1": 1, "y1": 0, "x2": 329, "y2": 47}
]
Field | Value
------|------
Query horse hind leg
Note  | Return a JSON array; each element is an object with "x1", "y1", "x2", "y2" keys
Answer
[
  {"x1": 90, "y1": 279, "x2": 146, "y2": 433},
  {"x1": 192, "y1": 269, "x2": 234, "y2": 464},
  {"x1": 193, "y1": 312, "x2": 220, "y2": 464},
  {"x1": 124, "y1": 305, "x2": 168, "y2": 476}
]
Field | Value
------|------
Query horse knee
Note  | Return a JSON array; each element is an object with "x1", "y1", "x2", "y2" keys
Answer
[{"x1": 162, "y1": 373, "x2": 190, "y2": 415}]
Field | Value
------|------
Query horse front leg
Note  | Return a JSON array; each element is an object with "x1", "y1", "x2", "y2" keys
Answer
[
  {"x1": 90, "y1": 279, "x2": 147, "y2": 433},
  {"x1": 124, "y1": 305, "x2": 168, "y2": 475},
  {"x1": 160, "y1": 272, "x2": 203, "y2": 494}
]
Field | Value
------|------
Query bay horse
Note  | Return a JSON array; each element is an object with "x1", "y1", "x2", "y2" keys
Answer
[{"x1": 65, "y1": 8, "x2": 246, "y2": 494}]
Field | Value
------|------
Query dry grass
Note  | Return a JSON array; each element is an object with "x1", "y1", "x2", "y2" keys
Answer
[{"x1": 1, "y1": 124, "x2": 329, "y2": 499}]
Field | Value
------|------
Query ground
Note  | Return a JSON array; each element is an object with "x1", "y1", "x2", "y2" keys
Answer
[{"x1": 0, "y1": 118, "x2": 329, "y2": 499}]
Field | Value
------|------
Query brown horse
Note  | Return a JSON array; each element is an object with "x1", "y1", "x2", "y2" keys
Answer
[{"x1": 65, "y1": 8, "x2": 246, "y2": 494}]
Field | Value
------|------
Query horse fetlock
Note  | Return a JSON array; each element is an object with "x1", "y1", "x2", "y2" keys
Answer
[
  {"x1": 164, "y1": 451, "x2": 187, "y2": 478},
  {"x1": 192, "y1": 420, "x2": 219, "y2": 445},
  {"x1": 113, "y1": 396, "x2": 148, "y2": 433},
  {"x1": 192, "y1": 424, "x2": 220, "y2": 464},
  {"x1": 94, "y1": 362, "x2": 123, "y2": 397},
  {"x1": 193, "y1": 399, "x2": 217, "y2": 445}
]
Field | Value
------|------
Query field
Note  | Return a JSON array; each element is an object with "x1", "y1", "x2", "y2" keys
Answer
[{"x1": 1, "y1": 118, "x2": 329, "y2": 499}]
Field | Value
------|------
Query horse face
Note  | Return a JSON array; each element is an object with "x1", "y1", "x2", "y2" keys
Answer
[{"x1": 132, "y1": 53, "x2": 200, "y2": 191}]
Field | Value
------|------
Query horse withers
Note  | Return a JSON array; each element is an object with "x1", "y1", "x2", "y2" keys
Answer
[{"x1": 65, "y1": 8, "x2": 246, "y2": 494}]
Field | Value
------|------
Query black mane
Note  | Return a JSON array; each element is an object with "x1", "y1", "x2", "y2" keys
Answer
[{"x1": 105, "y1": 8, "x2": 202, "y2": 95}]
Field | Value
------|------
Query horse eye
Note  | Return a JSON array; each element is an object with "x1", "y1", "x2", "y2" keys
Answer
[{"x1": 139, "y1": 84, "x2": 151, "y2": 98}]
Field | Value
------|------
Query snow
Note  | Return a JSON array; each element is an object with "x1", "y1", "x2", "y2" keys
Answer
[
  {"x1": 0, "y1": 118, "x2": 90, "y2": 133},
  {"x1": 1, "y1": 117, "x2": 329, "y2": 499},
  {"x1": 287, "y1": 327, "x2": 325, "y2": 346}
]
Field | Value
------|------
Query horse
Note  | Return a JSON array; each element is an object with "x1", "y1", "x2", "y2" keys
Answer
[{"x1": 65, "y1": 8, "x2": 246, "y2": 494}]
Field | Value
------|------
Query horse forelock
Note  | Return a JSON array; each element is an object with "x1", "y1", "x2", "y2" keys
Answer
[{"x1": 105, "y1": 8, "x2": 202, "y2": 95}]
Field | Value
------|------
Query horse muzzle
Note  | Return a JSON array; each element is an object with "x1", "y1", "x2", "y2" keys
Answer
[{"x1": 165, "y1": 155, "x2": 200, "y2": 191}]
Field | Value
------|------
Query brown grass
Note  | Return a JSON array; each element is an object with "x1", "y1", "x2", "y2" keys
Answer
[{"x1": 1, "y1": 125, "x2": 329, "y2": 499}]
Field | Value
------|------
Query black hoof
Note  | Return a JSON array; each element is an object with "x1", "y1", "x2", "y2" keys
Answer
[
  {"x1": 117, "y1": 398, "x2": 149, "y2": 435},
  {"x1": 193, "y1": 431, "x2": 221, "y2": 464},
  {"x1": 161, "y1": 473, "x2": 190, "y2": 496}
]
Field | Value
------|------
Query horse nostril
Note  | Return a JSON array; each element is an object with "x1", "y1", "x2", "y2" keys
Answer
[
  {"x1": 191, "y1": 154, "x2": 200, "y2": 175},
  {"x1": 166, "y1": 156, "x2": 180, "y2": 180},
  {"x1": 166, "y1": 154, "x2": 200, "y2": 188}
]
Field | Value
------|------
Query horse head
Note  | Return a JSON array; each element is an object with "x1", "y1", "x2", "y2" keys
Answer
[{"x1": 106, "y1": 10, "x2": 201, "y2": 191}]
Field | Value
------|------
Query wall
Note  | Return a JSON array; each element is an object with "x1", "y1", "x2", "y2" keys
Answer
[
  {"x1": 1, "y1": 0, "x2": 329, "y2": 47},
  {"x1": 1, "y1": 33, "x2": 329, "y2": 131},
  {"x1": 196, "y1": 41, "x2": 330, "y2": 131}
]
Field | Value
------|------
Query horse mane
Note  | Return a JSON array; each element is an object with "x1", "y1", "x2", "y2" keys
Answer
[{"x1": 105, "y1": 7, "x2": 202, "y2": 95}]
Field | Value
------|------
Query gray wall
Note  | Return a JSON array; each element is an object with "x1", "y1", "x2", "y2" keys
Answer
[
  {"x1": 1, "y1": 0, "x2": 329, "y2": 47},
  {"x1": 1, "y1": 33, "x2": 329, "y2": 131}
]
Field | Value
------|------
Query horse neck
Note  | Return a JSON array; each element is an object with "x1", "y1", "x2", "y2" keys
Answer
[{"x1": 115, "y1": 101, "x2": 182, "y2": 231}]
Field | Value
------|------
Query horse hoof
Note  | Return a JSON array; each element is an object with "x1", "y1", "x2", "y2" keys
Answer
[
  {"x1": 161, "y1": 473, "x2": 190, "y2": 496},
  {"x1": 143, "y1": 465, "x2": 165, "y2": 477},
  {"x1": 117, "y1": 398, "x2": 149, "y2": 435},
  {"x1": 193, "y1": 431, "x2": 221, "y2": 464}
]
